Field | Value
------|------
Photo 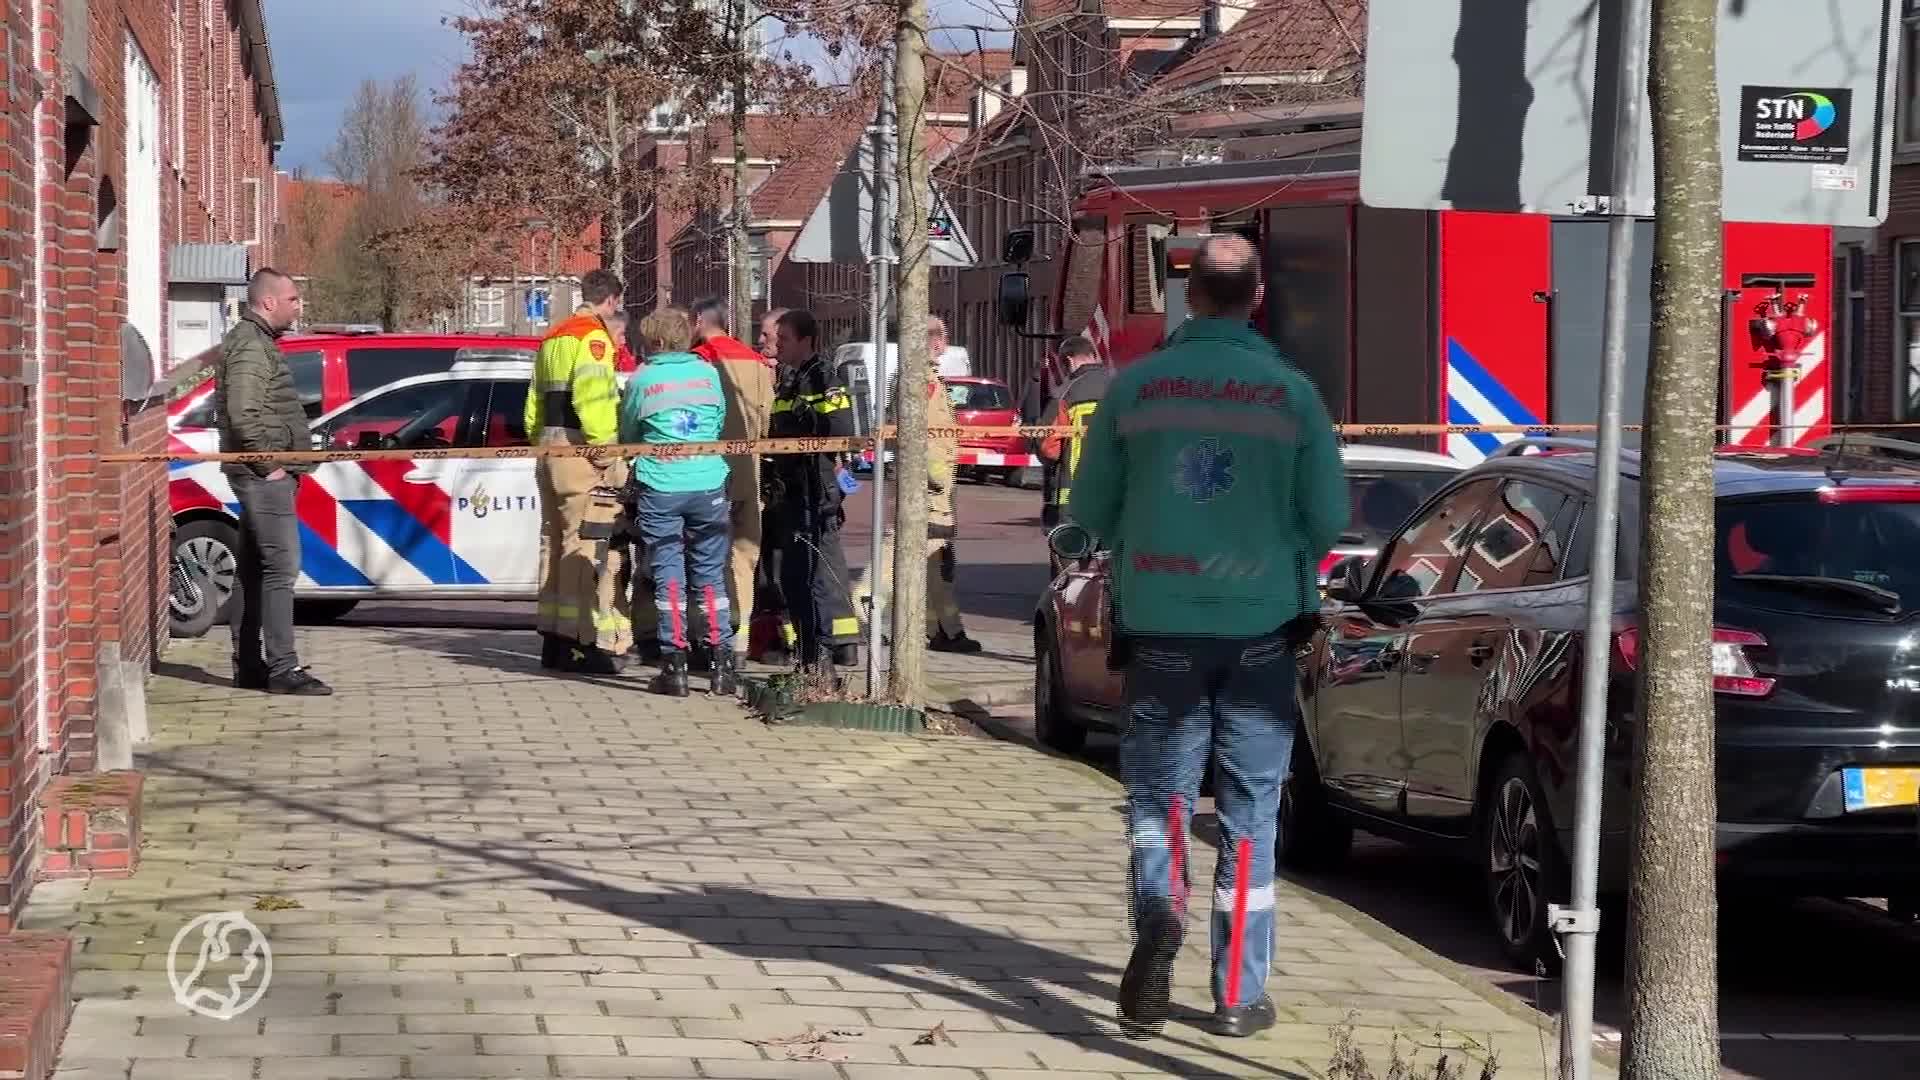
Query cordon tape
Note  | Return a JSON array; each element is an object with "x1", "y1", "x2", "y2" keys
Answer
[{"x1": 101, "y1": 422, "x2": 1920, "y2": 466}]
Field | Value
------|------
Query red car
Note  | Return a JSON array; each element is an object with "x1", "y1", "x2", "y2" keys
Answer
[
  {"x1": 1031, "y1": 443, "x2": 1465, "y2": 752},
  {"x1": 941, "y1": 375, "x2": 1043, "y2": 488}
]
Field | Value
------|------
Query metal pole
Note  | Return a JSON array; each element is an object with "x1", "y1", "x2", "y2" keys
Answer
[
  {"x1": 864, "y1": 49, "x2": 897, "y2": 699},
  {"x1": 1558, "y1": 0, "x2": 1649, "y2": 1076},
  {"x1": 1771, "y1": 370, "x2": 1797, "y2": 447}
]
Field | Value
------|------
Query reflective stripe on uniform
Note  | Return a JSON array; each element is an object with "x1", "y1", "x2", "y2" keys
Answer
[
  {"x1": 537, "y1": 601, "x2": 632, "y2": 634},
  {"x1": 1053, "y1": 400, "x2": 1100, "y2": 506},
  {"x1": 830, "y1": 616, "x2": 860, "y2": 638}
]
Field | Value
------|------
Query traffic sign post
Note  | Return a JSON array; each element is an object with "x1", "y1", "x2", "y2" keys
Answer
[{"x1": 1359, "y1": 4, "x2": 1904, "y2": 1078}]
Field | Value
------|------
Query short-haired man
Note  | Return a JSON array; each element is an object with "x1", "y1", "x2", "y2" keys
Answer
[
  {"x1": 929, "y1": 314, "x2": 968, "y2": 377},
  {"x1": 758, "y1": 308, "x2": 787, "y2": 365},
  {"x1": 691, "y1": 298, "x2": 775, "y2": 672},
  {"x1": 1038, "y1": 334, "x2": 1110, "y2": 550},
  {"x1": 765, "y1": 309, "x2": 862, "y2": 673},
  {"x1": 1069, "y1": 236, "x2": 1347, "y2": 1040},
  {"x1": 526, "y1": 268, "x2": 634, "y2": 674},
  {"x1": 216, "y1": 268, "x2": 331, "y2": 695}
]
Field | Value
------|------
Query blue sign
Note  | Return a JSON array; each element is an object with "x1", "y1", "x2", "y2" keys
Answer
[{"x1": 526, "y1": 288, "x2": 551, "y2": 322}]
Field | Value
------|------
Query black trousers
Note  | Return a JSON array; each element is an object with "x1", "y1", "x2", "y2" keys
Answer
[{"x1": 769, "y1": 510, "x2": 859, "y2": 663}]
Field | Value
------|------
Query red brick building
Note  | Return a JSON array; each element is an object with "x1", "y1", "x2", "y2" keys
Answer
[
  {"x1": 1, "y1": 0, "x2": 285, "y2": 939},
  {"x1": 1855, "y1": 2, "x2": 1920, "y2": 425}
]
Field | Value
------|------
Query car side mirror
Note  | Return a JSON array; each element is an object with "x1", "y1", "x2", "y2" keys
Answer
[
  {"x1": 1324, "y1": 556, "x2": 1369, "y2": 603},
  {"x1": 1047, "y1": 522, "x2": 1093, "y2": 564},
  {"x1": 997, "y1": 271, "x2": 1031, "y2": 329}
]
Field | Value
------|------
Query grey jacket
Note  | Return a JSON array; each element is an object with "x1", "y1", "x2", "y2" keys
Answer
[{"x1": 214, "y1": 312, "x2": 312, "y2": 479}]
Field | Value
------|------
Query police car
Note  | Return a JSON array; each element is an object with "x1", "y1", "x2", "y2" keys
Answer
[{"x1": 168, "y1": 357, "x2": 547, "y2": 637}]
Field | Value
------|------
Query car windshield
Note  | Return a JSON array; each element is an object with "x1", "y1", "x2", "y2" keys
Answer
[
  {"x1": 947, "y1": 382, "x2": 1011, "y2": 411},
  {"x1": 1718, "y1": 495, "x2": 1920, "y2": 615},
  {"x1": 1343, "y1": 467, "x2": 1458, "y2": 549}
]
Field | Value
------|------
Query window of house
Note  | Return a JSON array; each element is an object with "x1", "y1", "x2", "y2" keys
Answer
[
  {"x1": 1899, "y1": 240, "x2": 1920, "y2": 418},
  {"x1": 1903, "y1": 2, "x2": 1920, "y2": 152},
  {"x1": 241, "y1": 177, "x2": 260, "y2": 245},
  {"x1": 470, "y1": 287, "x2": 507, "y2": 328},
  {"x1": 124, "y1": 36, "x2": 165, "y2": 380}
]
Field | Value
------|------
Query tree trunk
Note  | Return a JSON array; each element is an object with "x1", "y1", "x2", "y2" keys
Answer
[
  {"x1": 607, "y1": 84, "x2": 626, "y2": 285},
  {"x1": 1624, "y1": 1, "x2": 1722, "y2": 1076},
  {"x1": 728, "y1": 0, "x2": 753, "y2": 336},
  {"x1": 887, "y1": 1, "x2": 932, "y2": 705}
]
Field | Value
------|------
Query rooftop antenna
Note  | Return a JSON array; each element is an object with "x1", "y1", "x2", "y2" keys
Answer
[{"x1": 1826, "y1": 428, "x2": 1852, "y2": 486}]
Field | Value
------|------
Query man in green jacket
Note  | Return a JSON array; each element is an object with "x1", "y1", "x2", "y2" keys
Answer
[
  {"x1": 1069, "y1": 235, "x2": 1347, "y2": 1040},
  {"x1": 215, "y1": 268, "x2": 331, "y2": 696}
]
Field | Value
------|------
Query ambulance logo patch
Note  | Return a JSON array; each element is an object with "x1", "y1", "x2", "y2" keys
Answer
[{"x1": 1174, "y1": 438, "x2": 1235, "y2": 503}]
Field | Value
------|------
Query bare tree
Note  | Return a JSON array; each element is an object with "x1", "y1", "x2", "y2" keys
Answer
[{"x1": 1625, "y1": 0, "x2": 1724, "y2": 1076}]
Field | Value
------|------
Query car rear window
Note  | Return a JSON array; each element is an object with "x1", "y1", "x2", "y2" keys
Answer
[
  {"x1": 346, "y1": 347, "x2": 461, "y2": 398},
  {"x1": 946, "y1": 381, "x2": 1011, "y2": 411},
  {"x1": 1718, "y1": 495, "x2": 1920, "y2": 615},
  {"x1": 1344, "y1": 467, "x2": 1458, "y2": 549}
]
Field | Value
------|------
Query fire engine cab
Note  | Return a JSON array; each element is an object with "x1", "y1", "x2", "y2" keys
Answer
[{"x1": 996, "y1": 131, "x2": 1832, "y2": 462}]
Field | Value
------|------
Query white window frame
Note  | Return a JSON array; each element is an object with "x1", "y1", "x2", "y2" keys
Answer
[
  {"x1": 125, "y1": 35, "x2": 165, "y2": 380},
  {"x1": 1903, "y1": 2, "x2": 1920, "y2": 155},
  {"x1": 1897, "y1": 240, "x2": 1920, "y2": 419},
  {"x1": 470, "y1": 286, "x2": 507, "y2": 328}
]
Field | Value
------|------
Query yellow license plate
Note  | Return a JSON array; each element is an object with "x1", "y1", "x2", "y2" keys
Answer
[{"x1": 1841, "y1": 767, "x2": 1920, "y2": 812}]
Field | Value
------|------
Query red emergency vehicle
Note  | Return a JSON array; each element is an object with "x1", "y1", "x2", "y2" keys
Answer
[{"x1": 999, "y1": 131, "x2": 1832, "y2": 461}]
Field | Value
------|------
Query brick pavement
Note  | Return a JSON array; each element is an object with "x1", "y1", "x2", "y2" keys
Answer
[{"x1": 27, "y1": 626, "x2": 1598, "y2": 1080}]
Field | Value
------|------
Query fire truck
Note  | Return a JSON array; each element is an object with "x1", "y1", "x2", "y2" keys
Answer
[{"x1": 997, "y1": 130, "x2": 1832, "y2": 462}]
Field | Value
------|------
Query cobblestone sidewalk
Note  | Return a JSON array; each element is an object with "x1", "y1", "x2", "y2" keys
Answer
[{"x1": 29, "y1": 626, "x2": 1588, "y2": 1079}]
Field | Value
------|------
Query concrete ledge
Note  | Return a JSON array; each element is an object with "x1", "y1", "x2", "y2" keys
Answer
[
  {"x1": 0, "y1": 932, "x2": 74, "y2": 1080},
  {"x1": 37, "y1": 772, "x2": 144, "y2": 879}
]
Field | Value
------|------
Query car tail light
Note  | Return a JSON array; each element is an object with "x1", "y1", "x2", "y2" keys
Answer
[{"x1": 1613, "y1": 625, "x2": 1775, "y2": 697}]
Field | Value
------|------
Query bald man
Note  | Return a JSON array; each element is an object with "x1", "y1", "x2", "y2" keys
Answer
[{"x1": 1068, "y1": 234, "x2": 1347, "y2": 1040}]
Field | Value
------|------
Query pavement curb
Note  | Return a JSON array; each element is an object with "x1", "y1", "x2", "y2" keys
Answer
[{"x1": 926, "y1": 676, "x2": 1032, "y2": 712}]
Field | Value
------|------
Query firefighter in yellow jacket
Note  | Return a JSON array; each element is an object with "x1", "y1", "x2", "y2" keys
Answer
[{"x1": 527, "y1": 269, "x2": 633, "y2": 674}]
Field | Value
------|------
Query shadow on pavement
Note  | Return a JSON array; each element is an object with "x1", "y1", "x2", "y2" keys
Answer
[{"x1": 134, "y1": 741, "x2": 1312, "y2": 1080}]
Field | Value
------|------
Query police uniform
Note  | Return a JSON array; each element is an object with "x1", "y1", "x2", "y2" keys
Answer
[
  {"x1": 526, "y1": 307, "x2": 633, "y2": 672},
  {"x1": 764, "y1": 353, "x2": 861, "y2": 667}
]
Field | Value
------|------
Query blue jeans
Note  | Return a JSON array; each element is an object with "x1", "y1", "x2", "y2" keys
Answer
[
  {"x1": 635, "y1": 486, "x2": 733, "y2": 652},
  {"x1": 1120, "y1": 630, "x2": 1295, "y2": 1011}
]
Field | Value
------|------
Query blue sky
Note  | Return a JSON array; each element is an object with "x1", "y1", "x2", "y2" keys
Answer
[
  {"x1": 263, "y1": 0, "x2": 468, "y2": 174},
  {"x1": 263, "y1": 0, "x2": 1015, "y2": 177}
]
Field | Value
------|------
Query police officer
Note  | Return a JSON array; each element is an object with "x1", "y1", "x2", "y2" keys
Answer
[
  {"x1": 1038, "y1": 335, "x2": 1111, "y2": 573},
  {"x1": 764, "y1": 309, "x2": 861, "y2": 674}
]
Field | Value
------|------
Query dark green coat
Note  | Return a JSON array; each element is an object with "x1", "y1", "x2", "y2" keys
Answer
[{"x1": 214, "y1": 312, "x2": 311, "y2": 479}]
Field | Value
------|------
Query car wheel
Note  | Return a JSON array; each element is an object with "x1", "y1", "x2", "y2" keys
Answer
[
  {"x1": 1277, "y1": 728, "x2": 1352, "y2": 871},
  {"x1": 1480, "y1": 751, "x2": 1568, "y2": 972},
  {"x1": 1033, "y1": 633, "x2": 1086, "y2": 754},
  {"x1": 170, "y1": 519, "x2": 240, "y2": 639},
  {"x1": 296, "y1": 599, "x2": 361, "y2": 624}
]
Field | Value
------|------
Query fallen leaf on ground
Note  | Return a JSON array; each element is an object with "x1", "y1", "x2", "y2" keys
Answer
[
  {"x1": 912, "y1": 1021, "x2": 947, "y2": 1046},
  {"x1": 252, "y1": 894, "x2": 302, "y2": 911}
]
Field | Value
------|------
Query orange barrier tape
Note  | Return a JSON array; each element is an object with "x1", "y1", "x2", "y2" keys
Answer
[{"x1": 97, "y1": 422, "x2": 1917, "y2": 466}]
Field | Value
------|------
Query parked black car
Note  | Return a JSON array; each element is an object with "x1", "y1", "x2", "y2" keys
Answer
[{"x1": 1286, "y1": 436, "x2": 1920, "y2": 968}]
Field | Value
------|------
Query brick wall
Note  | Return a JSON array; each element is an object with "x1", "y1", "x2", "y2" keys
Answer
[
  {"x1": 1863, "y1": 163, "x2": 1920, "y2": 422},
  {"x1": 0, "y1": 0, "x2": 281, "y2": 932}
]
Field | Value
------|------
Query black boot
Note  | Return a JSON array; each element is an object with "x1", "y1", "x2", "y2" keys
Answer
[
  {"x1": 710, "y1": 649, "x2": 739, "y2": 697},
  {"x1": 631, "y1": 639, "x2": 663, "y2": 664},
  {"x1": 1208, "y1": 996, "x2": 1278, "y2": 1038},
  {"x1": 649, "y1": 651, "x2": 690, "y2": 697},
  {"x1": 831, "y1": 643, "x2": 859, "y2": 669},
  {"x1": 929, "y1": 629, "x2": 984, "y2": 654},
  {"x1": 540, "y1": 633, "x2": 569, "y2": 670},
  {"x1": 689, "y1": 641, "x2": 714, "y2": 674},
  {"x1": 1116, "y1": 903, "x2": 1184, "y2": 1039}
]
